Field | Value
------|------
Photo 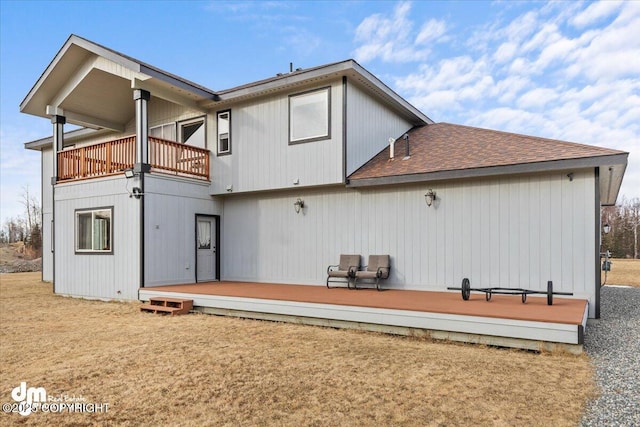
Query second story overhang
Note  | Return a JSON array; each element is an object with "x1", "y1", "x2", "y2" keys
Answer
[
  {"x1": 20, "y1": 35, "x2": 432, "y2": 135},
  {"x1": 19, "y1": 34, "x2": 218, "y2": 133}
]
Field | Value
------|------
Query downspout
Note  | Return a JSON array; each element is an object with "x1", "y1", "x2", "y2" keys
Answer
[
  {"x1": 342, "y1": 76, "x2": 348, "y2": 184},
  {"x1": 594, "y1": 167, "x2": 601, "y2": 319},
  {"x1": 40, "y1": 149, "x2": 44, "y2": 283}
]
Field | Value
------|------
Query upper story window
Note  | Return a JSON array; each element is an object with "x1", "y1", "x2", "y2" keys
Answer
[
  {"x1": 76, "y1": 207, "x2": 112, "y2": 254},
  {"x1": 289, "y1": 87, "x2": 331, "y2": 144},
  {"x1": 217, "y1": 110, "x2": 231, "y2": 155},
  {"x1": 150, "y1": 123, "x2": 176, "y2": 141},
  {"x1": 178, "y1": 117, "x2": 206, "y2": 149}
]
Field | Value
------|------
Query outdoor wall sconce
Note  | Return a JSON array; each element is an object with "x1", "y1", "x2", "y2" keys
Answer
[
  {"x1": 294, "y1": 198, "x2": 305, "y2": 214},
  {"x1": 424, "y1": 189, "x2": 436, "y2": 207},
  {"x1": 603, "y1": 223, "x2": 611, "y2": 234}
]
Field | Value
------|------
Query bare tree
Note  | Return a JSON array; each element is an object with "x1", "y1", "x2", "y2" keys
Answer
[
  {"x1": 628, "y1": 198, "x2": 640, "y2": 259},
  {"x1": 601, "y1": 197, "x2": 640, "y2": 259}
]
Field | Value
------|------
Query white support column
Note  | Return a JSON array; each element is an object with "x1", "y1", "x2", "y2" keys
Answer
[
  {"x1": 133, "y1": 89, "x2": 151, "y2": 173},
  {"x1": 51, "y1": 115, "x2": 65, "y2": 184}
]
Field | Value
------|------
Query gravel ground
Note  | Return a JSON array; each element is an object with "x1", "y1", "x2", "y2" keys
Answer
[{"x1": 581, "y1": 286, "x2": 640, "y2": 426}]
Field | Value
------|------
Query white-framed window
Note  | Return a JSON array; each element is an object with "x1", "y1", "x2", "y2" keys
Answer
[
  {"x1": 149, "y1": 123, "x2": 176, "y2": 141},
  {"x1": 178, "y1": 117, "x2": 206, "y2": 148},
  {"x1": 75, "y1": 207, "x2": 113, "y2": 254},
  {"x1": 217, "y1": 110, "x2": 231, "y2": 155},
  {"x1": 289, "y1": 86, "x2": 331, "y2": 144}
]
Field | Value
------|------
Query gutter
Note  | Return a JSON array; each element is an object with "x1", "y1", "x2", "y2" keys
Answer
[{"x1": 347, "y1": 154, "x2": 629, "y2": 188}]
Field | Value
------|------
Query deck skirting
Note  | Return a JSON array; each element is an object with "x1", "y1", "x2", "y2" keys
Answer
[{"x1": 139, "y1": 286, "x2": 588, "y2": 353}]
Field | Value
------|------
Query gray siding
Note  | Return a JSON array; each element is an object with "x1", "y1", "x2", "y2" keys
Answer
[
  {"x1": 346, "y1": 81, "x2": 413, "y2": 176},
  {"x1": 54, "y1": 176, "x2": 140, "y2": 300},
  {"x1": 148, "y1": 97, "x2": 204, "y2": 132},
  {"x1": 42, "y1": 149, "x2": 53, "y2": 281},
  {"x1": 222, "y1": 170, "x2": 598, "y2": 316},
  {"x1": 210, "y1": 80, "x2": 344, "y2": 194},
  {"x1": 144, "y1": 175, "x2": 221, "y2": 286}
]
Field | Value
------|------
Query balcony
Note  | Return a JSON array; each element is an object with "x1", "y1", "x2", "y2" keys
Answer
[{"x1": 57, "y1": 136, "x2": 210, "y2": 182}]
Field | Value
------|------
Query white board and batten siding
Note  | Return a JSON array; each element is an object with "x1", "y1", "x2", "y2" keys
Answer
[
  {"x1": 210, "y1": 80, "x2": 345, "y2": 195},
  {"x1": 222, "y1": 169, "x2": 598, "y2": 317},
  {"x1": 345, "y1": 81, "x2": 414, "y2": 176},
  {"x1": 41, "y1": 149, "x2": 54, "y2": 281},
  {"x1": 144, "y1": 174, "x2": 222, "y2": 286},
  {"x1": 54, "y1": 176, "x2": 140, "y2": 300}
]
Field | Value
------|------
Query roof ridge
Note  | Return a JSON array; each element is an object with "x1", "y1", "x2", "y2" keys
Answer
[{"x1": 435, "y1": 122, "x2": 626, "y2": 154}]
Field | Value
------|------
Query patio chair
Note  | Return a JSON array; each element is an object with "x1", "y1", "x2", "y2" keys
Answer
[
  {"x1": 326, "y1": 254, "x2": 361, "y2": 289},
  {"x1": 354, "y1": 255, "x2": 391, "y2": 291}
]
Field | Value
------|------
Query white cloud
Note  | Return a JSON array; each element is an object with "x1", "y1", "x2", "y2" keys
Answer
[
  {"x1": 352, "y1": 1, "x2": 640, "y2": 200},
  {"x1": 493, "y1": 41, "x2": 518, "y2": 64},
  {"x1": 0, "y1": 123, "x2": 44, "y2": 223},
  {"x1": 571, "y1": 0, "x2": 624, "y2": 28},
  {"x1": 503, "y1": 10, "x2": 539, "y2": 43},
  {"x1": 517, "y1": 87, "x2": 557, "y2": 110},
  {"x1": 415, "y1": 19, "x2": 447, "y2": 45},
  {"x1": 353, "y1": 1, "x2": 440, "y2": 63}
]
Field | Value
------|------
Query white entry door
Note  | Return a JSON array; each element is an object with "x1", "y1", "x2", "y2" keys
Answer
[{"x1": 196, "y1": 218, "x2": 216, "y2": 282}]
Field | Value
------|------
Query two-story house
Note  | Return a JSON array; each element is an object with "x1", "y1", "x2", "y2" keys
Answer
[{"x1": 22, "y1": 35, "x2": 627, "y2": 321}]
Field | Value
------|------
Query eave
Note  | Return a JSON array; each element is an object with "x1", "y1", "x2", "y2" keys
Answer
[
  {"x1": 19, "y1": 35, "x2": 217, "y2": 130},
  {"x1": 200, "y1": 59, "x2": 433, "y2": 126},
  {"x1": 348, "y1": 153, "x2": 628, "y2": 206}
]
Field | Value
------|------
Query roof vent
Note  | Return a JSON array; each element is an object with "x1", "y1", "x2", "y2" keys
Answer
[{"x1": 402, "y1": 133, "x2": 410, "y2": 160}]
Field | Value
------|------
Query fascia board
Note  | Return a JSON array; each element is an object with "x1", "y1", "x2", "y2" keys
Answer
[
  {"x1": 350, "y1": 61, "x2": 434, "y2": 125},
  {"x1": 24, "y1": 128, "x2": 110, "y2": 151},
  {"x1": 206, "y1": 60, "x2": 432, "y2": 125},
  {"x1": 348, "y1": 153, "x2": 629, "y2": 188}
]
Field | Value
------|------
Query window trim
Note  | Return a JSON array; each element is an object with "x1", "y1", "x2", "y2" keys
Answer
[
  {"x1": 74, "y1": 206, "x2": 114, "y2": 255},
  {"x1": 288, "y1": 86, "x2": 331, "y2": 145},
  {"x1": 177, "y1": 116, "x2": 207, "y2": 149},
  {"x1": 216, "y1": 110, "x2": 232, "y2": 156}
]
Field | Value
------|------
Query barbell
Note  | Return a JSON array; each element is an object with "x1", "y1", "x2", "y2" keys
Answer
[{"x1": 447, "y1": 278, "x2": 573, "y2": 305}]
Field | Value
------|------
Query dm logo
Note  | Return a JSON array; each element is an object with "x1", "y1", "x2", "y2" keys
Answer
[{"x1": 11, "y1": 382, "x2": 47, "y2": 416}]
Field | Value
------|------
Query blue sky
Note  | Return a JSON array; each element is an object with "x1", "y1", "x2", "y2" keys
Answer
[{"x1": 1, "y1": 0, "x2": 638, "y2": 225}]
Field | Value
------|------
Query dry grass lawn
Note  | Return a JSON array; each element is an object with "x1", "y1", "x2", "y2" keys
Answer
[
  {"x1": 604, "y1": 258, "x2": 640, "y2": 287},
  {"x1": 1, "y1": 273, "x2": 594, "y2": 426}
]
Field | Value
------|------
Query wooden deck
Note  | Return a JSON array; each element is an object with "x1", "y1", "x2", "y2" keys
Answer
[{"x1": 139, "y1": 281, "x2": 589, "y2": 353}]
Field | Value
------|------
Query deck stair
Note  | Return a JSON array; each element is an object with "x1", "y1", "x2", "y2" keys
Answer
[{"x1": 140, "y1": 297, "x2": 193, "y2": 315}]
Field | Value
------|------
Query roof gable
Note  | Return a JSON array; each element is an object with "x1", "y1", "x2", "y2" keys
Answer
[{"x1": 21, "y1": 35, "x2": 431, "y2": 129}]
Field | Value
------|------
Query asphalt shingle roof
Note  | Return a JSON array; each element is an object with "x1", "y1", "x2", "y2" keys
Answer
[{"x1": 349, "y1": 122, "x2": 626, "y2": 181}]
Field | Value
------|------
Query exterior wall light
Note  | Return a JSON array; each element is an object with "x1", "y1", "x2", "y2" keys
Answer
[
  {"x1": 132, "y1": 187, "x2": 143, "y2": 199},
  {"x1": 294, "y1": 198, "x2": 305, "y2": 214},
  {"x1": 424, "y1": 189, "x2": 436, "y2": 207},
  {"x1": 603, "y1": 224, "x2": 611, "y2": 234},
  {"x1": 124, "y1": 169, "x2": 135, "y2": 179}
]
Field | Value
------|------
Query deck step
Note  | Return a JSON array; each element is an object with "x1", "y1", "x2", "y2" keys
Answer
[{"x1": 140, "y1": 297, "x2": 193, "y2": 316}]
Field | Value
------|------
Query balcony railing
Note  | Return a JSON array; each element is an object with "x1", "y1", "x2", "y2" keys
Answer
[{"x1": 57, "y1": 136, "x2": 210, "y2": 182}]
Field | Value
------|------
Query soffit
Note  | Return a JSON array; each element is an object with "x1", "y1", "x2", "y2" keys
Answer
[{"x1": 59, "y1": 69, "x2": 134, "y2": 126}]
